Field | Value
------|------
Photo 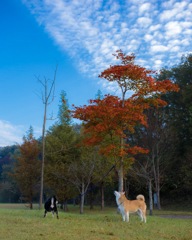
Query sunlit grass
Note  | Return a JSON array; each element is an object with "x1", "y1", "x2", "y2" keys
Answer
[{"x1": 0, "y1": 204, "x2": 192, "y2": 240}]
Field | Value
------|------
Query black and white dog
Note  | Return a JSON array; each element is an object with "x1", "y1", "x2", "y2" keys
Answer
[{"x1": 44, "y1": 196, "x2": 59, "y2": 219}]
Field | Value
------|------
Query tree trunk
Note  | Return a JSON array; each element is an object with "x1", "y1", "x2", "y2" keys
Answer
[
  {"x1": 152, "y1": 151, "x2": 161, "y2": 210},
  {"x1": 63, "y1": 200, "x2": 68, "y2": 212},
  {"x1": 124, "y1": 178, "x2": 129, "y2": 196},
  {"x1": 29, "y1": 199, "x2": 33, "y2": 210},
  {"x1": 157, "y1": 187, "x2": 161, "y2": 210},
  {"x1": 100, "y1": 182, "x2": 105, "y2": 210},
  {"x1": 118, "y1": 157, "x2": 124, "y2": 192},
  {"x1": 80, "y1": 182, "x2": 85, "y2": 214},
  {"x1": 156, "y1": 157, "x2": 161, "y2": 210},
  {"x1": 38, "y1": 66, "x2": 57, "y2": 209},
  {"x1": 39, "y1": 103, "x2": 47, "y2": 209},
  {"x1": 148, "y1": 179, "x2": 153, "y2": 216},
  {"x1": 89, "y1": 182, "x2": 94, "y2": 210},
  {"x1": 118, "y1": 91, "x2": 126, "y2": 193}
]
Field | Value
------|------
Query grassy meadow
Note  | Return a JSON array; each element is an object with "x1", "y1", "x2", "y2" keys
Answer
[{"x1": 0, "y1": 204, "x2": 192, "y2": 240}]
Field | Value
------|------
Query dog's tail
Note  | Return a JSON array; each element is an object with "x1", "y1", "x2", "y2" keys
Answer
[{"x1": 136, "y1": 194, "x2": 145, "y2": 201}]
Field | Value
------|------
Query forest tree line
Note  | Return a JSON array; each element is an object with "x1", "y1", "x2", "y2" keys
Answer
[{"x1": 0, "y1": 53, "x2": 192, "y2": 213}]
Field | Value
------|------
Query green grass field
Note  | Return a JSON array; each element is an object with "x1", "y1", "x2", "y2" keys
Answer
[{"x1": 0, "y1": 204, "x2": 192, "y2": 240}]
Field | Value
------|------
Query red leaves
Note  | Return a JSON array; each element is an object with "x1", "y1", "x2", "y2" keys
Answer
[
  {"x1": 73, "y1": 94, "x2": 147, "y2": 134},
  {"x1": 72, "y1": 50, "x2": 179, "y2": 160},
  {"x1": 99, "y1": 142, "x2": 149, "y2": 158},
  {"x1": 99, "y1": 50, "x2": 179, "y2": 99},
  {"x1": 72, "y1": 94, "x2": 149, "y2": 157},
  {"x1": 113, "y1": 49, "x2": 136, "y2": 64}
]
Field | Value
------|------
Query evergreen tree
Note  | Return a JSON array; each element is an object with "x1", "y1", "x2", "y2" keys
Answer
[
  {"x1": 95, "y1": 89, "x2": 103, "y2": 100},
  {"x1": 58, "y1": 91, "x2": 72, "y2": 125},
  {"x1": 0, "y1": 145, "x2": 19, "y2": 202},
  {"x1": 157, "y1": 54, "x2": 192, "y2": 197},
  {"x1": 45, "y1": 92, "x2": 79, "y2": 208}
]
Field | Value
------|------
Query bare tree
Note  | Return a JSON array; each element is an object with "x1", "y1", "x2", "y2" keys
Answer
[
  {"x1": 129, "y1": 157, "x2": 154, "y2": 215},
  {"x1": 68, "y1": 146, "x2": 96, "y2": 214},
  {"x1": 37, "y1": 65, "x2": 58, "y2": 209},
  {"x1": 145, "y1": 108, "x2": 177, "y2": 210},
  {"x1": 129, "y1": 108, "x2": 177, "y2": 213}
]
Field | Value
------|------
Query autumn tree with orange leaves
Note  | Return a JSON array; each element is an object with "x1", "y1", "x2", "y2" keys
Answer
[
  {"x1": 12, "y1": 127, "x2": 41, "y2": 209},
  {"x1": 73, "y1": 50, "x2": 179, "y2": 192}
]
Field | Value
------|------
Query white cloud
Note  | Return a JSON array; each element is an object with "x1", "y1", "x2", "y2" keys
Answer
[
  {"x1": 139, "y1": 3, "x2": 151, "y2": 15},
  {"x1": 170, "y1": 46, "x2": 180, "y2": 52},
  {"x1": 0, "y1": 120, "x2": 23, "y2": 146},
  {"x1": 160, "y1": 9, "x2": 177, "y2": 21},
  {"x1": 173, "y1": 1, "x2": 188, "y2": 10},
  {"x1": 144, "y1": 34, "x2": 153, "y2": 41},
  {"x1": 148, "y1": 24, "x2": 161, "y2": 32},
  {"x1": 0, "y1": 120, "x2": 41, "y2": 147},
  {"x1": 180, "y1": 21, "x2": 192, "y2": 28},
  {"x1": 151, "y1": 45, "x2": 168, "y2": 52},
  {"x1": 184, "y1": 29, "x2": 192, "y2": 35},
  {"x1": 21, "y1": 0, "x2": 192, "y2": 88},
  {"x1": 165, "y1": 21, "x2": 182, "y2": 36},
  {"x1": 137, "y1": 17, "x2": 152, "y2": 28},
  {"x1": 154, "y1": 59, "x2": 163, "y2": 68},
  {"x1": 161, "y1": 0, "x2": 177, "y2": 9}
]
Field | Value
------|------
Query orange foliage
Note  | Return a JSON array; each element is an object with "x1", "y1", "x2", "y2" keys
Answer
[
  {"x1": 72, "y1": 50, "x2": 179, "y2": 160},
  {"x1": 99, "y1": 50, "x2": 179, "y2": 97},
  {"x1": 73, "y1": 95, "x2": 150, "y2": 157}
]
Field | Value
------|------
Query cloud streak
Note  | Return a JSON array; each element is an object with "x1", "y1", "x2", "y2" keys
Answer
[
  {"x1": 0, "y1": 120, "x2": 24, "y2": 146},
  {"x1": 22, "y1": 0, "x2": 192, "y2": 83},
  {"x1": 0, "y1": 120, "x2": 42, "y2": 147}
]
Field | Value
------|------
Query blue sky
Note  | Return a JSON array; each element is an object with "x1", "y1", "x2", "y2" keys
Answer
[{"x1": 0, "y1": 0, "x2": 192, "y2": 146}]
